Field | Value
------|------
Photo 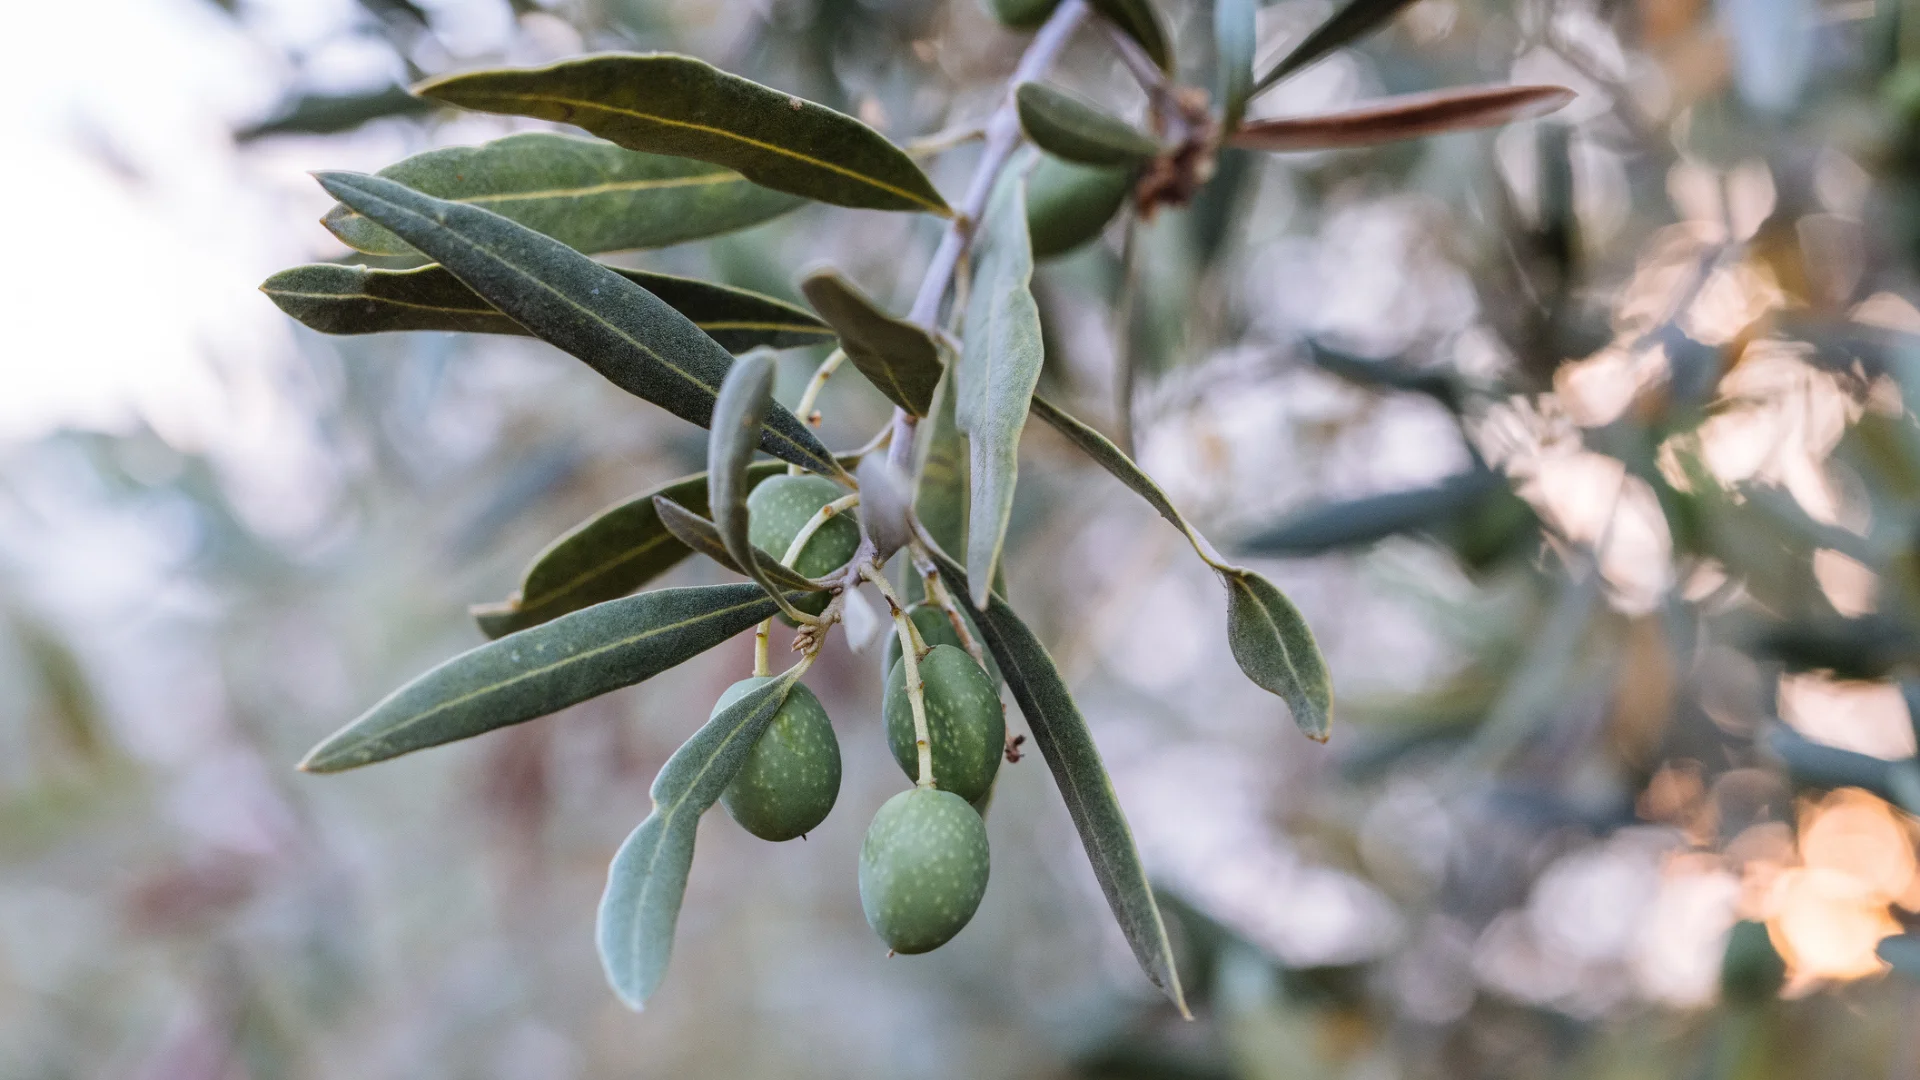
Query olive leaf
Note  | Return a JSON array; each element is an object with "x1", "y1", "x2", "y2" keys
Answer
[
  {"x1": 1029, "y1": 395, "x2": 1333, "y2": 740},
  {"x1": 924, "y1": 547, "x2": 1187, "y2": 1016},
  {"x1": 1090, "y1": 0, "x2": 1173, "y2": 74},
  {"x1": 956, "y1": 167, "x2": 1045, "y2": 608},
  {"x1": 1026, "y1": 154, "x2": 1134, "y2": 259},
  {"x1": 1879, "y1": 935, "x2": 1920, "y2": 980},
  {"x1": 598, "y1": 668, "x2": 803, "y2": 1009},
  {"x1": 323, "y1": 132, "x2": 803, "y2": 258},
  {"x1": 262, "y1": 262, "x2": 834, "y2": 354},
  {"x1": 1251, "y1": 0, "x2": 1421, "y2": 96},
  {"x1": 1230, "y1": 85, "x2": 1575, "y2": 152},
  {"x1": 988, "y1": 0, "x2": 1064, "y2": 29},
  {"x1": 652, "y1": 497, "x2": 825, "y2": 593},
  {"x1": 1014, "y1": 83, "x2": 1160, "y2": 167},
  {"x1": 300, "y1": 584, "x2": 781, "y2": 772},
  {"x1": 1766, "y1": 723, "x2": 1920, "y2": 816},
  {"x1": 1235, "y1": 470, "x2": 1507, "y2": 556},
  {"x1": 1214, "y1": 0, "x2": 1258, "y2": 132},
  {"x1": 415, "y1": 54, "x2": 950, "y2": 215},
  {"x1": 799, "y1": 268, "x2": 945, "y2": 415},
  {"x1": 470, "y1": 462, "x2": 796, "y2": 639},
  {"x1": 913, "y1": 370, "x2": 971, "y2": 559},
  {"x1": 314, "y1": 171, "x2": 838, "y2": 475},
  {"x1": 237, "y1": 84, "x2": 431, "y2": 141},
  {"x1": 709, "y1": 354, "x2": 828, "y2": 622}
]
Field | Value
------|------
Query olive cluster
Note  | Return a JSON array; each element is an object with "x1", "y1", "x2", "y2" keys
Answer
[{"x1": 717, "y1": 475, "x2": 1007, "y2": 954}]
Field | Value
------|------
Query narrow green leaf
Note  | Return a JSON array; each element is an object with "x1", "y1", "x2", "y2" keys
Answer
[
  {"x1": 262, "y1": 262, "x2": 834, "y2": 353},
  {"x1": 956, "y1": 168, "x2": 1045, "y2": 608},
  {"x1": 651, "y1": 497, "x2": 824, "y2": 593},
  {"x1": 1026, "y1": 155, "x2": 1134, "y2": 259},
  {"x1": 1235, "y1": 471, "x2": 1507, "y2": 556},
  {"x1": 598, "y1": 669, "x2": 802, "y2": 1008},
  {"x1": 313, "y1": 171, "x2": 838, "y2": 475},
  {"x1": 237, "y1": 84, "x2": 431, "y2": 141},
  {"x1": 1252, "y1": 0, "x2": 1420, "y2": 95},
  {"x1": 300, "y1": 584, "x2": 779, "y2": 772},
  {"x1": 987, "y1": 0, "x2": 1064, "y2": 28},
  {"x1": 1090, "y1": 0, "x2": 1174, "y2": 73},
  {"x1": 1029, "y1": 395, "x2": 1334, "y2": 739},
  {"x1": 322, "y1": 132, "x2": 803, "y2": 258},
  {"x1": 709, "y1": 355, "x2": 824, "y2": 623},
  {"x1": 1015, "y1": 83, "x2": 1161, "y2": 167},
  {"x1": 799, "y1": 268, "x2": 945, "y2": 415},
  {"x1": 926, "y1": 548, "x2": 1187, "y2": 1015},
  {"x1": 1767, "y1": 723, "x2": 1920, "y2": 816},
  {"x1": 1214, "y1": 0, "x2": 1258, "y2": 132},
  {"x1": 470, "y1": 463, "x2": 794, "y2": 639},
  {"x1": 1229, "y1": 85, "x2": 1576, "y2": 152},
  {"x1": 1222, "y1": 570, "x2": 1334, "y2": 742},
  {"x1": 913, "y1": 370, "x2": 971, "y2": 559},
  {"x1": 415, "y1": 54, "x2": 951, "y2": 215}
]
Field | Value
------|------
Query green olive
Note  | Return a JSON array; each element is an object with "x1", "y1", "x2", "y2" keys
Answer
[
  {"x1": 983, "y1": 0, "x2": 1062, "y2": 29},
  {"x1": 858, "y1": 786, "x2": 991, "y2": 954},
  {"x1": 1026, "y1": 154, "x2": 1134, "y2": 259},
  {"x1": 882, "y1": 602, "x2": 1002, "y2": 686},
  {"x1": 746, "y1": 474, "x2": 860, "y2": 620},
  {"x1": 717, "y1": 677, "x2": 841, "y2": 841},
  {"x1": 884, "y1": 644, "x2": 1004, "y2": 802}
]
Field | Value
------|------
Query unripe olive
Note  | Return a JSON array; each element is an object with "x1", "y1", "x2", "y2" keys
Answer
[
  {"x1": 1026, "y1": 154, "x2": 1134, "y2": 259},
  {"x1": 717, "y1": 677, "x2": 841, "y2": 841},
  {"x1": 858, "y1": 786, "x2": 991, "y2": 953},
  {"x1": 746, "y1": 474, "x2": 860, "y2": 619},
  {"x1": 884, "y1": 644, "x2": 1004, "y2": 802},
  {"x1": 983, "y1": 0, "x2": 1061, "y2": 29},
  {"x1": 882, "y1": 602, "x2": 1002, "y2": 686}
]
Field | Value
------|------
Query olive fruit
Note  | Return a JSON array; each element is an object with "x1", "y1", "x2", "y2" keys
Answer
[
  {"x1": 882, "y1": 602, "x2": 1002, "y2": 686},
  {"x1": 716, "y1": 677, "x2": 841, "y2": 841},
  {"x1": 858, "y1": 786, "x2": 991, "y2": 953},
  {"x1": 1027, "y1": 154, "x2": 1135, "y2": 259},
  {"x1": 746, "y1": 474, "x2": 860, "y2": 618},
  {"x1": 884, "y1": 644, "x2": 1004, "y2": 802},
  {"x1": 983, "y1": 0, "x2": 1061, "y2": 29}
]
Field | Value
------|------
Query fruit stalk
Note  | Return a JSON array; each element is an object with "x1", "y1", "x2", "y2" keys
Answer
[
  {"x1": 863, "y1": 564, "x2": 936, "y2": 787},
  {"x1": 781, "y1": 493, "x2": 862, "y2": 572}
]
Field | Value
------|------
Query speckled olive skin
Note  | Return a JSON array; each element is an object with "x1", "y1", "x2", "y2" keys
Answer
[
  {"x1": 882, "y1": 603, "x2": 1003, "y2": 686},
  {"x1": 716, "y1": 677, "x2": 841, "y2": 841},
  {"x1": 884, "y1": 644, "x2": 1004, "y2": 802},
  {"x1": 746, "y1": 474, "x2": 859, "y2": 620},
  {"x1": 858, "y1": 787, "x2": 991, "y2": 953}
]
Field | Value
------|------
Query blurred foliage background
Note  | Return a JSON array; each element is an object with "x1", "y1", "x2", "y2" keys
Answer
[{"x1": 10, "y1": 0, "x2": 1920, "y2": 1076}]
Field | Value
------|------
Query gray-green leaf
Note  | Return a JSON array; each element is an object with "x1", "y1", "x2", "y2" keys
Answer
[
  {"x1": 651, "y1": 497, "x2": 824, "y2": 594},
  {"x1": 300, "y1": 583, "x2": 779, "y2": 772},
  {"x1": 1214, "y1": 0, "x2": 1258, "y2": 132},
  {"x1": 1223, "y1": 570, "x2": 1334, "y2": 742},
  {"x1": 1029, "y1": 396, "x2": 1333, "y2": 740},
  {"x1": 709, "y1": 355, "x2": 825, "y2": 622},
  {"x1": 1091, "y1": 0, "x2": 1174, "y2": 73},
  {"x1": 1235, "y1": 471, "x2": 1507, "y2": 556},
  {"x1": 416, "y1": 54, "x2": 950, "y2": 215},
  {"x1": 470, "y1": 463, "x2": 795, "y2": 639},
  {"x1": 1026, "y1": 155, "x2": 1134, "y2": 259},
  {"x1": 913, "y1": 370, "x2": 971, "y2": 561},
  {"x1": 313, "y1": 171, "x2": 838, "y2": 475},
  {"x1": 598, "y1": 669, "x2": 802, "y2": 1008},
  {"x1": 799, "y1": 268, "x2": 945, "y2": 415},
  {"x1": 926, "y1": 547, "x2": 1187, "y2": 1015},
  {"x1": 1252, "y1": 0, "x2": 1422, "y2": 95},
  {"x1": 1015, "y1": 83, "x2": 1161, "y2": 167},
  {"x1": 322, "y1": 132, "x2": 804, "y2": 258},
  {"x1": 262, "y1": 262, "x2": 834, "y2": 354},
  {"x1": 1229, "y1": 85, "x2": 1575, "y2": 152},
  {"x1": 956, "y1": 168, "x2": 1045, "y2": 608}
]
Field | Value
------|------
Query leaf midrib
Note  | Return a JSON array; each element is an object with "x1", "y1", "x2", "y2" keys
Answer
[
  {"x1": 270, "y1": 287, "x2": 829, "y2": 338},
  {"x1": 447, "y1": 90, "x2": 948, "y2": 214},
  {"x1": 330, "y1": 170, "x2": 749, "y2": 230}
]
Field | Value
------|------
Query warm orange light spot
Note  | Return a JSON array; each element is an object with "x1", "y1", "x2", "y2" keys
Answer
[{"x1": 1798, "y1": 788, "x2": 1916, "y2": 900}]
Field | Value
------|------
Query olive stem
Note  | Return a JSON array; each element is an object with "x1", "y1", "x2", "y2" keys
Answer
[
  {"x1": 862, "y1": 563, "x2": 937, "y2": 788},
  {"x1": 915, "y1": 551, "x2": 989, "y2": 672},
  {"x1": 789, "y1": 349, "x2": 847, "y2": 475},
  {"x1": 753, "y1": 619, "x2": 772, "y2": 678},
  {"x1": 781, "y1": 492, "x2": 862, "y2": 570}
]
